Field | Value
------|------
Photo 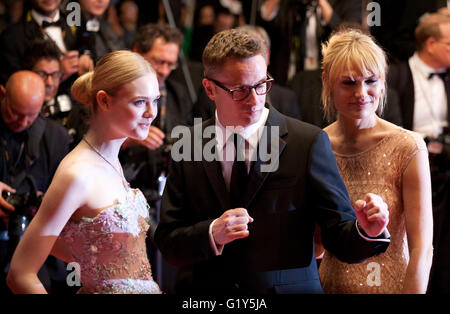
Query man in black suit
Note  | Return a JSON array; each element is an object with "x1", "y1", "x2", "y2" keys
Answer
[
  {"x1": 388, "y1": 11, "x2": 450, "y2": 294},
  {"x1": 154, "y1": 29, "x2": 390, "y2": 294},
  {"x1": 0, "y1": 0, "x2": 93, "y2": 85}
]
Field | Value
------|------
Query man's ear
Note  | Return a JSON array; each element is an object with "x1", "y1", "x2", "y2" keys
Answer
[
  {"x1": 202, "y1": 78, "x2": 216, "y2": 101},
  {"x1": 424, "y1": 36, "x2": 437, "y2": 55},
  {"x1": 96, "y1": 90, "x2": 110, "y2": 111}
]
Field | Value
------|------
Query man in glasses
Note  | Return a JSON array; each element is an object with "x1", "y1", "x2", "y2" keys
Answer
[
  {"x1": 24, "y1": 39, "x2": 83, "y2": 148},
  {"x1": 155, "y1": 29, "x2": 391, "y2": 294}
]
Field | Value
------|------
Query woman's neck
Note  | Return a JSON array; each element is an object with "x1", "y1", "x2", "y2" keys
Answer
[
  {"x1": 336, "y1": 114, "x2": 379, "y2": 141},
  {"x1": 83, "y1": 123, "x2": 126, "y2": 160}
]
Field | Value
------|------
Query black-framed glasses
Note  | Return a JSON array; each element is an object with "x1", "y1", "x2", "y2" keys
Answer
[
  {"x1": 34, "y1": 70, "x2": 63, "y2": 81},
  {"x1": 206, "y1": 74, "x2": 274, "y2": 101}
]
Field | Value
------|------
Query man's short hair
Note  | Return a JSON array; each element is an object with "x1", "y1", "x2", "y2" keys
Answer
[
  {"x1": 23, "y1": 39, "x2": 61, "y2": 70},
  {"x1": 415, "y1": 12, "x2": 450, "y2": 51},
  {"x1": 132, "y1": 23, "x2": 184, "y2": 54},
  {"x1": 202, "y1": 28, "x2": 267, "y2": 78}
]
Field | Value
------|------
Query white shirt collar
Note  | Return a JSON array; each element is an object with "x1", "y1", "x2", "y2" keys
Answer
[
  {"x1": 31, "y1": 9, "x2": 60, "y2": 27},
  {"x1": 410, "y1": 52, "x2": 447, "y2": 79},
  {"x1": 215, "y1": 107, "x2": 270, "y2": 150}
]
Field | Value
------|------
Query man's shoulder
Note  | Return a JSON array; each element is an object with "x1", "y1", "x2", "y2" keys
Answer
[
  {"x1": 41, "y1": 116, "x2": 70, "y2": 142},
  {"x1": 270, "y1": 106, "x2": 322, "y2": 136},
  {"x1": 0, "y1": 16, "x2": 39, "y2": 40}
]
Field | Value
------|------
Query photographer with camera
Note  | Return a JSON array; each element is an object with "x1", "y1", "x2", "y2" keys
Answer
[
  {"x1": 259, "y1": 0, "x2": 362, "y2": 86},
  {"x1": 24, "y1": 39, "x2": 89, "y2": 149},
  {"x1": 0, "y1": 71, "x2": 70, "y2": 294}
]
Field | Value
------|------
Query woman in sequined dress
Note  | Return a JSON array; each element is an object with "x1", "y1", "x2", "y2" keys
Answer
[
  {"x1": 317, "y1": 29, "x2": 433, "y2": 293},
  {"x1": 7, "y1": 50, "x2": 162, "y2": 294}
]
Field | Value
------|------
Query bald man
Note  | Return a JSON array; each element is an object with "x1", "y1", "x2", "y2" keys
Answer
[{"x1": 0, "y1": 71, "x2": 70, "y2": 294}]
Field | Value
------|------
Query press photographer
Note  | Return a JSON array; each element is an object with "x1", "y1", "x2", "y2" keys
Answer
[
  {"x1": 24, "y1": 39, "x2": 88, "y2": 149},
  {"x1": 259, "y1": 0, "x2": 362, "y2": 85},
  {"x1": 0, "y1": 71, "x2": 70, "y2": 294}
]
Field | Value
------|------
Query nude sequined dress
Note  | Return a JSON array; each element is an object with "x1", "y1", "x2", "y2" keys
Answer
[
  {"x1": 319, "y1": 128, "x2": 426, "y2": 293},
  {"x1": 59, "y1": 188, "x2": 161, "y2": 294}
]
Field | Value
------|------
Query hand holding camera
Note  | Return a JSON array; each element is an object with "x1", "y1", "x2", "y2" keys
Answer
[{"x1": 0, "y1": 181, "x2": 16, "y2": 220}]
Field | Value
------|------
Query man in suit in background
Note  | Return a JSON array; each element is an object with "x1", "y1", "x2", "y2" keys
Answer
[
  {"x1": 0, "y1": 0, "x2": 93, "y2": 85},
  {"x1": 388, "y1": 11, "x2": 450, "y2": 294},
  {"x1": 155, "y1": 29, "x2": 390, "y2": 294}
]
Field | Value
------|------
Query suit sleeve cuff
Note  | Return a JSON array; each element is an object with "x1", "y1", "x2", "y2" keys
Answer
[
  {"x1": 209, "y1": 219, "x2": 224, "y2": 256},
  {"x1": 356, "y1": 221, "x2": 391, "y2": 243}
]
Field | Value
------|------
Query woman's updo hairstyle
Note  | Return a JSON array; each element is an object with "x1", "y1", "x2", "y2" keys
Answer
[{"x1": 71, "y1": 50, "x2": 155, "y2": 113}]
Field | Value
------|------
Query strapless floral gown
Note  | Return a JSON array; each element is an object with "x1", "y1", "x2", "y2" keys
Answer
[{"x1": 59, "y1": 188, "x2": 161, "y2": 294}]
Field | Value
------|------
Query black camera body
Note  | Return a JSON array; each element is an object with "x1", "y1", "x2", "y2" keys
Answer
[{"x1": 2, "y1": 191, "x2": 43, "y2": 239}]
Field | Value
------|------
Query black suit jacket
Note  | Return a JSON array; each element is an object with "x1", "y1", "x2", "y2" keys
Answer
[
  {"x1": 0, "y1": 10, "x2": 78, "y2": 84},
  {"x1": 154, "y1": 106, "x2": 389, "y2": 294},
  {"x1": 388, "y1": 61, "x2": 450, "y2": 131}
]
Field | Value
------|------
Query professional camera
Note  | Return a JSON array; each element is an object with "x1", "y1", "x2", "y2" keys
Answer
[
  {"x1": 2, "y1": 191, "x2": 44, "y2": 240},
  {"x1": 43, "y1": 94, "x2": 73, "y2": 119}
]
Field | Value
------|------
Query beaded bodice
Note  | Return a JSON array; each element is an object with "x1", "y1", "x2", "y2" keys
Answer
[
  {"x1": 319, "y1": 128, "x2": 427, "y2": 293},
  {"x1": 59, "y1": 188, "x2": 161, "y2": 294}
]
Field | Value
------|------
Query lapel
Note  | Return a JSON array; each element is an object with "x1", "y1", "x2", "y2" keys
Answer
[
  {"x1": 200, "y1": 117, "x2": 230, "y2": 211},
  {"x1": 24, "y1": 12, "x2": 45, "y2": 41},
  {"x1": 200, "y1": 107, "x2": 288, "y2": 211},
  {"x1": 243, "y1": 107, "x2": 288, "y2": 209},
  {"x1": 402, "y1": 63, "x2": 415, "y2": 130}
]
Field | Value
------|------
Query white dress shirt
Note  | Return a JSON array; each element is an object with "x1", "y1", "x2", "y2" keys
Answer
[
  {"x1": 31, "y1": 9, "x2": 67, "y2": 54},
  {"x1": 209, "y1": 107, "x2": 270, "y2": 255},
  {"x1": 409, "y1": 52, "x2": 448, "y2": 138}
]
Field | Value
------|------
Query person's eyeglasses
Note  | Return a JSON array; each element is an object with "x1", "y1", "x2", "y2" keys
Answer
[
  {"x1": 206, "y1": 74, "x2": 274, "y2": 101},
  {"x1": 149, "y1": 57, "x2": 178, "y2": 70},
  {"x1": 34, "y1": 70, "x2": 63, "y2": 81}
]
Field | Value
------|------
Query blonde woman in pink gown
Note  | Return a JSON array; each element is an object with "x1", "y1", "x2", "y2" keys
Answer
[
  {"x1": 7, "y1": 50, "x2": 162, "y2": 294},
  {"x1": 317, "y1": 29, "x2": 434, "y2": 293}
]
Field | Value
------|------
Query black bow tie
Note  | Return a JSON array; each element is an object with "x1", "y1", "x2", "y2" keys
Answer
[
  {"x1": 42, "y1": 19, "x2": 62, "y2": 28},
  {"x1": 428, "y1": 71, "x2": 448, "y2": 81}
]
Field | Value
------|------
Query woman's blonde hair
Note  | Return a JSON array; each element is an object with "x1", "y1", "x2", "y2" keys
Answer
[
  {"x1": 321, "y1": 29, "x2": 388, "y2": 121},
  {"x1": 71, "y1": 50, "x2": 155, "y2": 113}
]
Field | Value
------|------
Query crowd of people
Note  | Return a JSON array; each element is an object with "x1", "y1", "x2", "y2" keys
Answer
[{"x1": 0, "y1": 0, "x2": 449, "y2": 295}]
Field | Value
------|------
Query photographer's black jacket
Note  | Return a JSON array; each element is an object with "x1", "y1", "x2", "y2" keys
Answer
[{"x1": 0, "y1": 114, "x2": 70, "y2": 229}]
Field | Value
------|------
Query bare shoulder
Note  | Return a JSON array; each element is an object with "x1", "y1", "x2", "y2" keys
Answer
[
  {"x1": 51, "y1": 148, "x2": 100, "y2": 194},
  {"x1": 323, "y1": 122, "x2": 339, "y2": 144}
]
